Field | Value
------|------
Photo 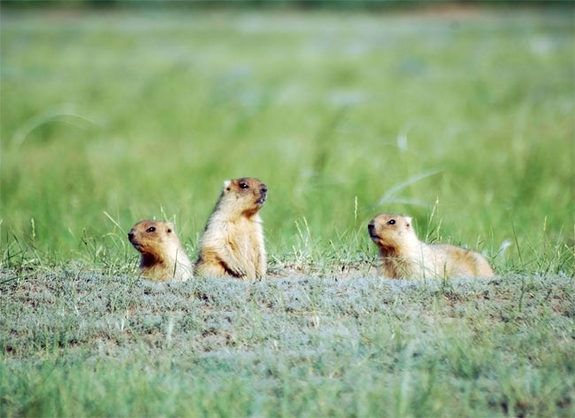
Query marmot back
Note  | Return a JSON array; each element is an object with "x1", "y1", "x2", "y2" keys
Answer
[
  {"x1": 128, "y1": 220, "x2": 192, "y2": 281},
  {"x1": 195, "y1": 177, "x2": 267, "y2": 279},
  {"x1": 368, "y1": 214, "x2": 494, "y2": 279}
]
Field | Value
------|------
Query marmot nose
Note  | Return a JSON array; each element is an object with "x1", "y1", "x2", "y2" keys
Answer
[
  {"x1": 128, "y1": 231, "x2": 135, "y2": 241},
  {"x1": 368, "y1": 223, "x2": 375, "y2": 233},
  {"x1": 260, "y1": 184, "x2": 268, "y2": 194}
]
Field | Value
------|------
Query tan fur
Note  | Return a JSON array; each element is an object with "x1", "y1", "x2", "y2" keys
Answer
[
  {"x1": 195, "y1": 177, "x2": 267, "y2": 279},
  {"x1": 128, "y1": 220, "x2": 192, "y2": 282},
  {"x1": 368, "y1": 214, "x2": 494, "y2": 279}
]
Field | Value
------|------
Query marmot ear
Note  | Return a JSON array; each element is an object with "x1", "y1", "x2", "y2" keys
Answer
[{"x1": 223, "y1": 180, "x2": 231, "y2": 191}]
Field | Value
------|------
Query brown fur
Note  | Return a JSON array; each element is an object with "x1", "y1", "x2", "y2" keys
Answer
[
  {"x1": 128, "y1": 220, "x2": 192, "y2": 281},
  {"x1": 195, "y1": 177, "x2": 267, "y2": 279},
  {"x1": 368, "y1": 214, "x2": 494, "y2": 279}
]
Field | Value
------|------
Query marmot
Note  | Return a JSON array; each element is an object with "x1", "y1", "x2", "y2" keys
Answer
[
  {"x1": 368, "y1": 214, "x2": 494, "y2": 279},
  {"x1": 128, "y1": 220, "x2": 193, "y2": 281},
  {"x1": 195, "y1": 177, "x2": 267, "y2": 279}
]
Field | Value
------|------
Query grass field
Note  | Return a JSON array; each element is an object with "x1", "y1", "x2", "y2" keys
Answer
[{"x1": 1, "y1": 5, "x2": 574, "y2": 417}]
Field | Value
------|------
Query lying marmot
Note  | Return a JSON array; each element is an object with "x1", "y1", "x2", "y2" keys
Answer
[
  {"x1": 368, "y1": 214, "x2": 494, "y2": 279},
  {"x1": 195, "y1": 177, "x2": 267, "y2": 279},
  {"x1": 128, "y1": 220, "x2": 192, "y2": 281}
]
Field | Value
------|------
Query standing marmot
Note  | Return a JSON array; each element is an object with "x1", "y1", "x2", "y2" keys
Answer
[
  {"x1": 368, "y1": 214, "x2": 494, "y2": 279},
  {"x1": 128, "y1": 220, "x2": 193, "y2": 281},
  {"x1": 195, "y1": 177, "x2": 267, "y2": 279}
]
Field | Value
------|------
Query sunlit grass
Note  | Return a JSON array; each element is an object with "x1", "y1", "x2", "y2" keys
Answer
[
  {"x1": 1, "y1": 270, "x2": 574, "y2": 417},
  {"x1": 1, "y1": 8, "x2": 573, "y2": 274}
]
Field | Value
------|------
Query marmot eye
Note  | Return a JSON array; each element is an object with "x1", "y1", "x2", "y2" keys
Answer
[
  {"x1": 167, "y1": 229, "x2": 172, "y2": 233},
  {"x1": 239, "y1": 182, "x2": 249, "y2": 189},
  {"x1": 387, "y1": 219, "x2": 396, "y2": 225},
  {"x1": 146, "y1": 226, "x2": 156, "y2": 233}
]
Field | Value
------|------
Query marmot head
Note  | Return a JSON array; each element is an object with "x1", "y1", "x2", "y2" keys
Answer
[
  {"x1": 368, "y1": 214, "x2": 416, "y2": 250},
  {"x1": 221, "y1": 177, "x2": 268, "y2": 216},
  {"x1": 128, "y1": 220, "x2": 178, "y2": 257}
]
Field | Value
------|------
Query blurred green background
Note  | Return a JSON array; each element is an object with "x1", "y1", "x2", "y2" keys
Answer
[
  {"x1": 1, "y1": 1, "x2": 573, "y2": 273},
  {"x1": 1, "y1": 0, "x2": 566, "y2": 8}
]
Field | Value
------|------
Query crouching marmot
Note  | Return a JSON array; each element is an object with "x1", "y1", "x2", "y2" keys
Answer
[
  {"x1": 368, "y1": 214, "x2": 494, "y2": 279},
  {"x1": 128, "y1": 220, "x2": 193, "y2": 281},
  {"x1": 195, "y1": 177, "x2": 267, "y2": 279}
]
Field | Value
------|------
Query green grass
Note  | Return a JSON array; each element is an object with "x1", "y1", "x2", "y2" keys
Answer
[
  {"x1": 1, "y1": 6, "x2": 574, "y2": 417},
  {"x1": 1, "y1": 271, "x2": 574, "y2": 417}
]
